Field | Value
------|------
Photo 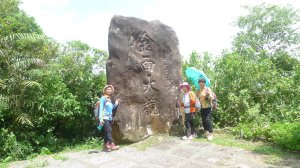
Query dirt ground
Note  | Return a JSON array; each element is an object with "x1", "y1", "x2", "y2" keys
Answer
[{"x1": 8, "y1": 135, "x2": 300, "y2": 168}]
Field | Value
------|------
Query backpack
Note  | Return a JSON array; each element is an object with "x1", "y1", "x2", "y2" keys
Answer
[
  {"x1": 189, "y1": 91, "x2": 201, "y2": 112},
  {"x1": 93, "y1": 97, "x2": 106, "y2": 120},
  {"x1": 205, "y1": 88, "x2": 218, "y2": 110},
  {"x1": 93, "y1": 99, "x2": 100, "y2": 120}
]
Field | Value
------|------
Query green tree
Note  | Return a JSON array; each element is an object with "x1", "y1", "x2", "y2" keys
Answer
[
  {"x1": 214, "y1": 4, "x2": 300, "y2": 127},
  {"x1": 47, "y1": 40, "x2": 108, "y2": 138},
  {"x1": 0, "y1": 0, "x2": 42, "y2": 36},
  {"x1": 182, "y1": 51, "x2": 216, "y2": 88},
  {"x1": 0, "y1": 0, "x2": 61, "y2": 160},
  {"x1": 0, "y1": 0, "x2": 19, "y2": 17},
  {"x1": 233, "y1": 3, "x2": 300, "y2": 59},
  {"x1": 58, "y1": 41, "x2": 107, "y2": 108}
]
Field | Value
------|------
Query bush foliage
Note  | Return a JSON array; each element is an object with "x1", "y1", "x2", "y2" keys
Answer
[{"x1": 183, "y1": 3, "x2": 300, "y2": 151}]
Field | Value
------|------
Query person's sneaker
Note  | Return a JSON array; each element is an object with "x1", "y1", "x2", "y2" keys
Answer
[
  {"x1": 188, "y1": 136, "x2": 194, "y2": 140},
  {"x1": 110, "y1": 143, "x2": 120, "y2": 151},
  {"x1": 103, "y1": 142, "x2": 111, "y2": 152},
  {"x1": 181, "y1": 136, "x2": 188, "y2": 140},
  {"x1": 207, "y1": 134, "x2": 213, "y2": 141}
]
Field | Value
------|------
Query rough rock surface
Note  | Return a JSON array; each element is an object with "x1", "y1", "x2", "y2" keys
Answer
[{"x1": 107, "y1": 15, "x2": 182, "y2": 142}]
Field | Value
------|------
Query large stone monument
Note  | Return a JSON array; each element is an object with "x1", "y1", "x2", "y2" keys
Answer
[{"x1": 107, "y1": 15, "x2": 182, "y2": 143}]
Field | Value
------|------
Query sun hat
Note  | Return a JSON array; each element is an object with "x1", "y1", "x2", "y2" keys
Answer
[
  {"x1": 179, "y1": 82, "x2": 191, "y2": 90},
  {"x1": 103, "y1": 85, "x2": 114, "y2": 94}
]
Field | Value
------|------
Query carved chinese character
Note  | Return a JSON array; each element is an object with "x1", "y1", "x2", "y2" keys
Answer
[
  {"x1": 138, "y1": 32, "x2": 154, "y2": 53},
  {"x1": 143, "y1": 76, "x2": 158, "y2": 93},
  {"x1": 141, "y1": 59, "x2": 155, "y2": 72},
  {"x1": 143, "y1": 96, "x2": 158, "y2": 115}
]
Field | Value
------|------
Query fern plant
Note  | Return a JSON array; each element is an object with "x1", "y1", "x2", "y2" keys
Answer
[{"x1": 0, "y1": 33, "x2": 48, "y2": 127}]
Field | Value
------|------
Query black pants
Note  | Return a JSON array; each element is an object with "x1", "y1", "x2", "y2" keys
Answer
[
  {"x1": 185, "y1": 113, "x2": 195, "y2": 136},
  {"x1": 103, "y1": 119, "x2": 113, "y2": 144},
  {"x1": 200, "y1": 108, "x2": 213, "y2": 133}
]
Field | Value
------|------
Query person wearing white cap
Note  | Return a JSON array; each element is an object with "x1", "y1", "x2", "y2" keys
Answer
[
  {"x1": 98, "y1": 85, "x2": 121, "y2": 151},
  {"x1": 179, "y1": 82, "x2": 197, "y2": 140}
]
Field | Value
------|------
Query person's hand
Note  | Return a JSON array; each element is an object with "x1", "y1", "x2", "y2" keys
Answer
[
  {"x1": 205, "y1": 93, "x2": 210, "y2": 100},
  {"x1": 115, "y1": 98, "x2": 122, "y2": 105},
  {"x1": 205, "y1": 96, "x2": 209, "y2": 100}
]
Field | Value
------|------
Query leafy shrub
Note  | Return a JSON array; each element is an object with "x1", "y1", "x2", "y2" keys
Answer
[
  {"x1": 267, "y1": 122, "x2": 300, "y2": 151},
  {"x1": 0, "y1": 129, "x2": 33, "y2": 160},
  {"x1": 233, "y1": 123, "x2": 268, "y2": 140},
  {"x1": 234, "y1": 122, "x2": 300, "y2": 151}
]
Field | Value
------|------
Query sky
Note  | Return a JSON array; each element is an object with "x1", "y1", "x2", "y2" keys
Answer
[{"x1": 20, "y1": 0, "x2": 300, "y2": 58}]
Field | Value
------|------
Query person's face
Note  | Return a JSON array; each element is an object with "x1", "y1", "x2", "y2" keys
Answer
[
  {"x1": 105, "y1": 87, "x2": 113, "y2": 95},
  {"x1": 199, "y1": 81, "x2": 205, "y2": 88},
  {"x1": 182, "y1": 86, "x2": 188, "y2": 92}
]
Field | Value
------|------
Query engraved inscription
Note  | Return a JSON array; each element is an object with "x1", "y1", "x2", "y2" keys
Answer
[
  {"x1": 143, "y1": 96, "x2": 159, "y2": 115},
  {"x1": 141, "y1": 59, "x2": 155, "y2": 72},
  {"x1": 137, "y1": 32, "x2": 154, "y2": 52}
]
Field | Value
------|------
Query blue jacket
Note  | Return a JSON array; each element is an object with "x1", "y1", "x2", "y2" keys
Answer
[{"x1": 99, "y1": 96, "x2": 118, "y2": 122}]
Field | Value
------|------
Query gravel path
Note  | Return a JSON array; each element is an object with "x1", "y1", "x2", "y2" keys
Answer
[{"x1": 9, "y1": 136, "x2": 299, "y2": 168}]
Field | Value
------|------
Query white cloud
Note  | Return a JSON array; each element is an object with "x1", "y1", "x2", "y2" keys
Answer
[
  {"x1": 20, "y1": 0, "x2": 114, "y2": 50},
  {"x1": 142, "y1": 0, "x2": 244, "y2": 56},
  {"x1": 20, "y1": 0, "x2": 75, "y2": 41},
  {"x1": 20, "y1": 0, "x2": 300, "y2": 58},
  {"x1": 75, "y1": 12, "x2": 114, "y2": 50}
]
